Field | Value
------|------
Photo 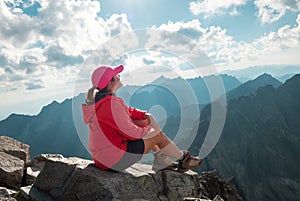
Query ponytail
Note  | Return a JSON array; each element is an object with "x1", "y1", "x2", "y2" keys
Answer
[
  {"x1": 85, "y1": 86, "x2": 98, "y2": 105},
  {"x1": 86, "y1": 76, "x2": 115, "y2": 104}
]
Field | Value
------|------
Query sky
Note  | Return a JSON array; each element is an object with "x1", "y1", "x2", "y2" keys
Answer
[{"x1": 0, "y1": 0, "x2": 299, "y2": 120}]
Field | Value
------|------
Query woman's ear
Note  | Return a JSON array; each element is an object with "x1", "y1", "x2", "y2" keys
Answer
[
  {"x1": 107, "y1": 81, "x2": 113, "y2": 90},
  {"x1": 107, "y1": 79, "x2": 115, "y2": 91}
]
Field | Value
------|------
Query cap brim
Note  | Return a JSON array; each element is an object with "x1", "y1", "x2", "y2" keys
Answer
[{"x1": 114, "y1": 65, "x2": 124, "y2": 74}]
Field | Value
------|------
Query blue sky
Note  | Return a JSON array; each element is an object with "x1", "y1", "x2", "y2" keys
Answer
[
  {"x1": 0, "y1": 0, "x2": 299, "y2": 120},
  {"x1": 99, "y1": 0, "x2": 298, "y2": 42}
]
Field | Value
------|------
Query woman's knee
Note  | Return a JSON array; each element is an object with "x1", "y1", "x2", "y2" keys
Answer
[{"x1": 156, "y1": 131, "x2": 170, "y2": 144}]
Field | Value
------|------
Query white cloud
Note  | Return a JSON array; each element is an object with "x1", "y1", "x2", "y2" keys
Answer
[
  {"x1": 229, "y1": 8, "x2": 240, "y2": 16},
  {"x1": 254, "y1": 0, "x2": 300, "y2": 24},
  {"x1": 253, "y1": 14, "x2": 300, "y2": 50},
  {"x1": 0, "y1": 0, "x2": 38, "y2": 48},
  {"x1": 25, "y1": 79, "x2": 45, "y2": 90},
  {"x1": 0, "y1": 0, "x2": 134, "y2": 93},
  {"x1": 189, "y1": 0, "x2": 300, "y2": 23},
  {"x1": 189, "y1": 0, "x2": 247, "y2": 17},
  {"x1": 154, "y1": 15, "x2": 300, "y2": 72}
]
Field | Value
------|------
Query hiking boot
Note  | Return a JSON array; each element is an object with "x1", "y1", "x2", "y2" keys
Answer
[
  {"x1": 177, "y1": 150, "x2": 202, "y2": 172},
  {"x1": 152, "y1": 151, "x2": 177, "y2": 171}
]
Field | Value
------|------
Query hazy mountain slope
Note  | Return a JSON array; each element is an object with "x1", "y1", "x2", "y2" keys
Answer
[
  {"x1": 222, "y1": 65, "x2": 300, "y2": 82},
  {"x1": 1, "y1": 74, "x2": 297, "y2": 201},
  {"x1": 0, "y1": 97, "x2": 90, "y2": 159},
  {"x1": 0, "y1": 74, "x2": 240, "y2": 159},
  {"x1": 226, "y1": 73, "x2": 282, "y2": 101},
  {"x1": 191, "y1": 74, "x2": 300, "y2": 201}
]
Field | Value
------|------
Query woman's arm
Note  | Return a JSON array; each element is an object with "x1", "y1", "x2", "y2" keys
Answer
[
  {"x1": 101, "y1": 99, "x2": 151, "y2": 140},
  {"x1": 128, "y1": 107, "x2": 147, "y2": 120}
]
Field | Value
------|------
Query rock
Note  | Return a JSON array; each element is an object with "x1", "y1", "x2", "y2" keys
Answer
[
  {"x1": 183, "y1": 198, "x2": 211, "y2": 201},
  {"x1": 0, "y1": 137, "x2": 244, "y2": 201},
  {"x1": 25, "y1": 154, "x2": 64, "y2": 186},
  {"x1": 30, "y1": 154, "x2": 244, "y2": 201},
  {"x1": 20, "y1": 185, "x2": 54, "y2": 201},
  {"x1": 213, "y1": 195, "x2": 224, "y2": 201},
  {"x1": 0, "y1": 136, "x2": 31, "y2": 189},
  {"x1": 33, "y1": 156, "x2": 90, "y2": 200},
  {"x1": 25, "y1": 166, "x2": 40, "y2": 186},
  {"x1": 199, "y1": 171, "x2": 243, "y2": 201},
  {"x1": 0, "y1": 152, "x2": 24, "y2": 189},
  {"x1": 0, "y1": 136, "x2": 30, "y2": 164},
  {"x1": 163, "y1": 170, "x2": 202, "y2": 200},
  {"x1": 0, "y1": 187, "x2": 17, "y2": 201}
]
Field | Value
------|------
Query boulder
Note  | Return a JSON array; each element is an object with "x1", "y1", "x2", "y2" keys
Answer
[
  {"x1": 0, "y1": 136, "x2": 30, "y2": 164},
  {"x1": 199, "y1": 171, "x2": 242, "y2": 201},
  {"x1": 0, "y1": 152, "x2": 24, "y2": 189},
  {"x1": 25, "y1": 154, "x2": 65, "y2": 186},
  {"x1": 163, "y1": 170, "x2": 201, "y2": 200},
  {"x1": 0, "y1": 137, "x2": 244, "y2": 201},
  {"x1": 0, "y1": 136, "x2": 30, "y2": 189},
  {"x1": 31, "y1": 154, "x2": 203, "y2": 200},
  {"x1": 0, "y1": 187, "x2": 17, "y2": 201},
  {"x1": 29, "y1": 155, "x2": 243, "y2": 201},
  {"x1": 20, "y1": 185, "x2": 54, "y2": 201}
]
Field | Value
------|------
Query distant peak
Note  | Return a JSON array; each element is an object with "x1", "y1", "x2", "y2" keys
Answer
[
  {"x1": 152, "y1": 75, "x2": 167, "y2": 83},
  {"x1": 256, "y1": 73, "x2": 273, "y2": 78},
  {"x1": 254, "y1": 73, "x2": 281, "y2": 83}
]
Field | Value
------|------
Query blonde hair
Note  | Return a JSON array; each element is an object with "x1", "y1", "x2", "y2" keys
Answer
[
  {"x1": 86, "y1": 76, "x2": 115, "y2": 104},
  {"x1": 85, "y1": 86, "x2": 98, "y2": 105}
]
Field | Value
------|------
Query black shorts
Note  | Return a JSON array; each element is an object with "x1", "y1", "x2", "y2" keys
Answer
[{"x1": 110, "y1": 139, "x2": 145, "y2": 171}]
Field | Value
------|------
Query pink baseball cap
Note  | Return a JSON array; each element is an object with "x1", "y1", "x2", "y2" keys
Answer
[{"x1": 91, "y1": 65, "x2": 124, "y2": 90}]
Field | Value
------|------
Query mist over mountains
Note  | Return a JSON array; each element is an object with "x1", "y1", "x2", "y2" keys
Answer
[
  {"x1": 222, "y1": 65, "x2": 300, "y2": 83},
  {"x1": 0, "y1": 73, "x2": 299, "y2": 201}
]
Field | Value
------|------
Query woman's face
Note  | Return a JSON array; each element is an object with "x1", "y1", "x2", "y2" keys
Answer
[{"x1": 109, "y1": 74, "x2": 123, "y2": 92}]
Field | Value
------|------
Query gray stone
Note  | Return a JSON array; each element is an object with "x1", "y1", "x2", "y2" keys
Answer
[
  {"x1": 0, "y1": 136, "x2": 30, "y2": 164},
  {"x1": 0, "y1": 138, "x2": 244, "y2": 201},
  {"x1": 25, "y1": 154, "x2": 63, "y2": 186},
  {"x1": 60, "y1": 163, "x2": 160, "y2": 201},
  {"x1": 163, "y1": 169, "x2": 201, "y2": 200},
  {"x1": 0, "y1": 187, "x2": 17, "y2": 201},
  {"x1": 25, "y1": 166, "x2": 40, "y2": 186},
  {"x1": 183, "y1": 198, "x2": 211, "y2": 201},
  {"x1": 20, "y1": 185, "x2": 54, "y2": 201},
  {"x1": 0, "y1": 187, "x2": 10, "y2": 197},
  {"x1": 0, "y1": 152, "x2": 24, "y2": 189},
  {"x1": 33, "y1": 156, "x2": 87, "y2": 200},
  {"x1": 212, "y1": 195, "x2": 224, "y2": 201},
  {"x1": 31, "y1": 154, "x2": 240, "y2": 201}
]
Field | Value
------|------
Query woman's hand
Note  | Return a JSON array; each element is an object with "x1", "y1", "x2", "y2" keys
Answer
[
  {"x1": 132, "y1": 113, "x2": 152, "y2": 127},
  {"x1": 144, "y1": 113, "x2": 161, "y2": 132},
  {"x1": 132, "y1": 119, "x2": 149, "y2": 127},
  {"x1": 143, "y1": 113, "x2": 152, "y2": 124}
]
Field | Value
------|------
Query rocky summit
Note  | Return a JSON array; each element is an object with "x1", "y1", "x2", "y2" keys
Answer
[{"x1": 0, "y1": 136, "x2": 244, "y2": 201}]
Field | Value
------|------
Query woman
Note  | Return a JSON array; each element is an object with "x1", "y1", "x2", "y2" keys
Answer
[{"x1": 82, "y1": 65, "x2": 202, "y2": 172}]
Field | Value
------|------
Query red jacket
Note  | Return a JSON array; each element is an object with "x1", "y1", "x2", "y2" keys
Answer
[{"x1": 82, "y1": 95, "x2": 150, "y2": 170}]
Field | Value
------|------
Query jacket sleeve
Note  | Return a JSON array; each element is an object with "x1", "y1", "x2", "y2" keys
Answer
[
  {"x1": 102, "y1": 99, "x2": 150, "y2": 140},
  {"x1": 128, "y1": 107, "x2": 147, "y2": 120}
]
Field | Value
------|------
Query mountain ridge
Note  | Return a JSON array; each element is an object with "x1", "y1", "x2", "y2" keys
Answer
[
  {"x1": 191, "y1": 74, "x2": 300, "y2": 201},
  {"x1": 1, "y1": 73, "x2": 299, "y2": 201}
]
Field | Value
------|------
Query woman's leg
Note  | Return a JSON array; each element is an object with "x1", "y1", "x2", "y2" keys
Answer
[
  {"x1": 143, "y1": 115, "x2": 183, "y2": 159},
  {"x1": 143, "y1": 131, "x2": 183, "y2": 159},
  {"x1": 143, "y1": 115, "x2": 202, "y2": 171}
]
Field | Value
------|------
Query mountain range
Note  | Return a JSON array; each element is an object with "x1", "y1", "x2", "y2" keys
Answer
[
  {"x1": 191, "y1": 74, "x2": 300, "y2": 201},
  {"x1": 222, "y1": 65, "x2": 300, "y2": 83},
  {"x1": 1, "y1": 73, "x2": 299, "y2": 201}
]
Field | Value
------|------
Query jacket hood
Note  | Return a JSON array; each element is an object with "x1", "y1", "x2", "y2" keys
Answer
[
  {"x1": 82, "y1": 99, "x2": 104, "y2": 124},
  {"x1": 82, "y1": 104, "x2": 96, "y2": 125},
  {"x1": 81, "y1": 95, "x2": 118, "y2": 124}
]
